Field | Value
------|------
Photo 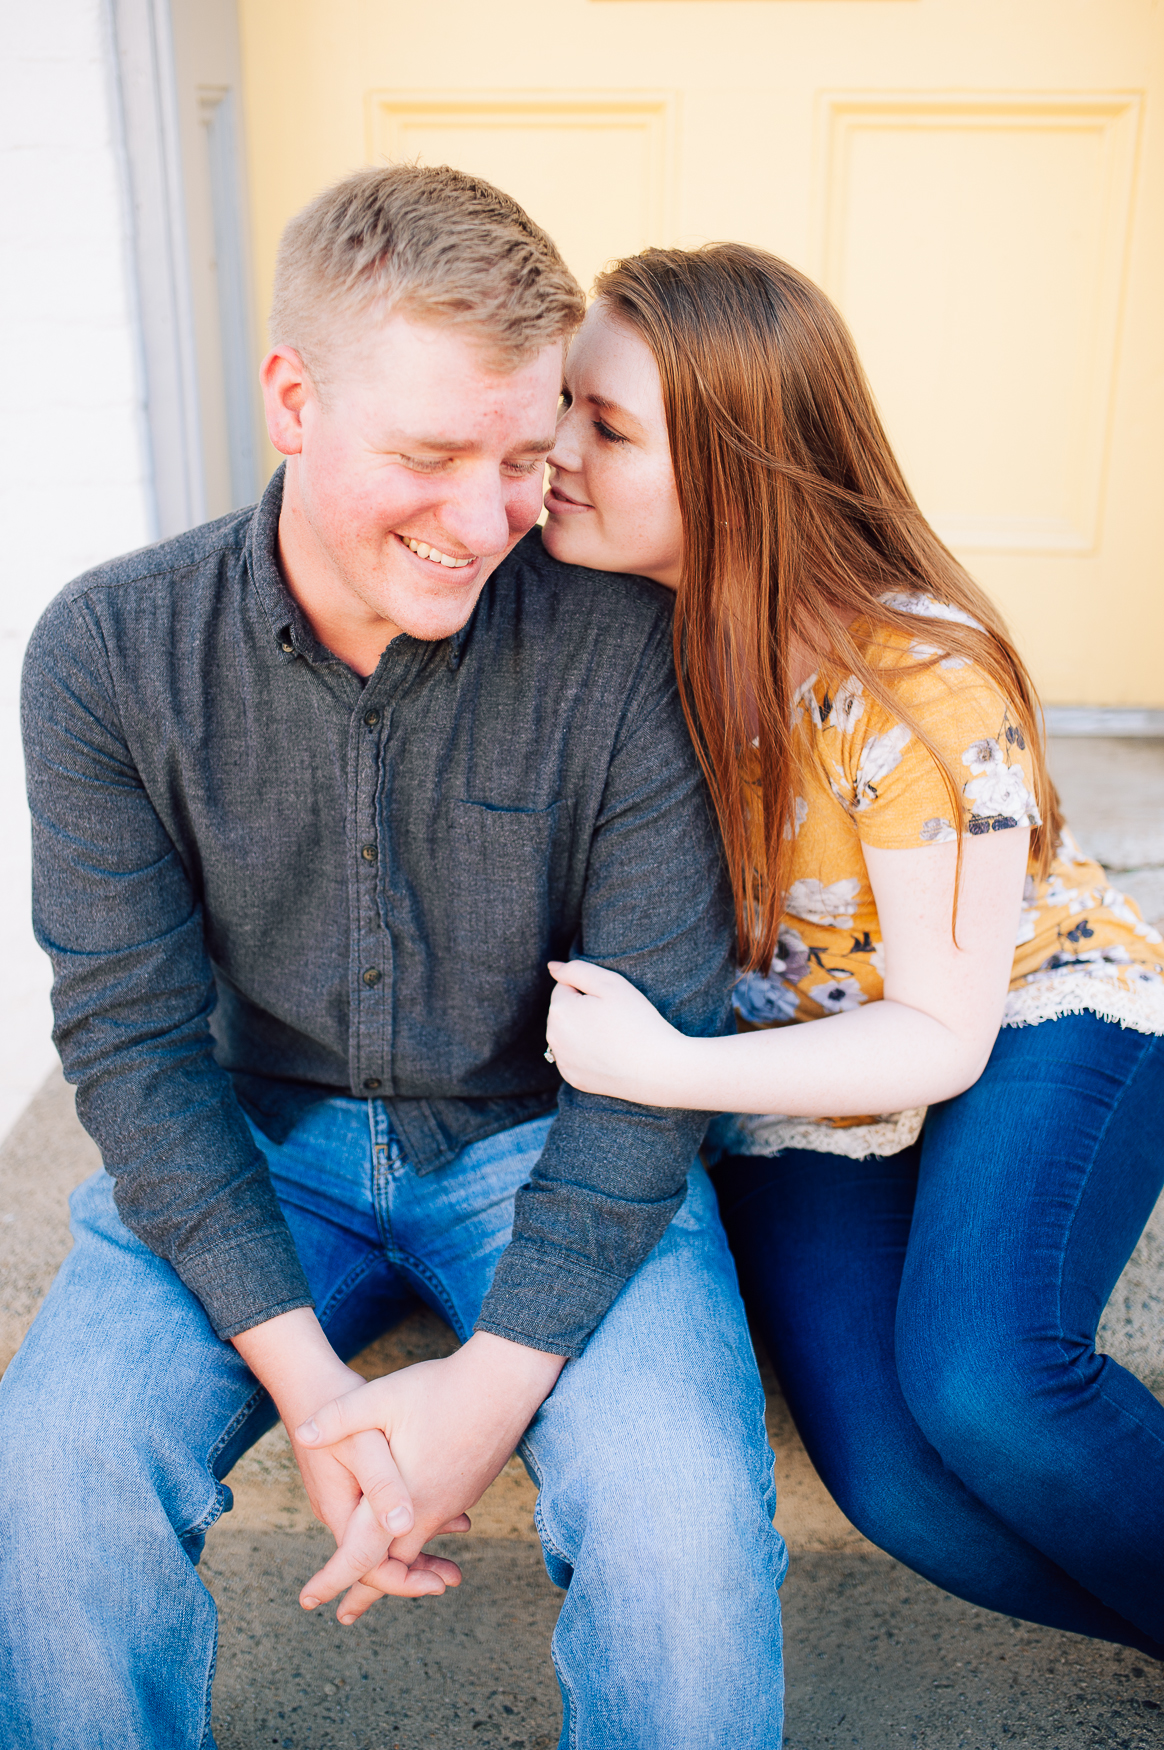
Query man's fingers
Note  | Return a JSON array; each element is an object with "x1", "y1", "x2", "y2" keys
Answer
[
  {"x1": 435, "y1": 1514, "x2": 472, "y2": 1534},
  {"x1": 295, "y1": 1378, "x2": 388, "y2": 1449},
  {"x1": 334, "y1": 1555, "x2": 454, "y2": 1622},
  {"x1": 339, "y1": 1551, "x2": 464, "y2": 1623},
  {"x1": 299, "y1": 1497, "x2": 389, "y2": 1608},
  {"x1": 307, "y1": 1551, "x2": 465, "y2": 1624},
  {"x1": 345, "y1": 1429, "x2": 416, "y2": 1536}
]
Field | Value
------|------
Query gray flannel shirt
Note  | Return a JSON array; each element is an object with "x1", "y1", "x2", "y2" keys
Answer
[{"x1": 22, "y1": 468, "x2": 734, "y2": 1355}]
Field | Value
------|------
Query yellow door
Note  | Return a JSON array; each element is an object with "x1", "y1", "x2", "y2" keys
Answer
[{"x1": 238, "y1": 0, "x2": 1164, "y2": 708}]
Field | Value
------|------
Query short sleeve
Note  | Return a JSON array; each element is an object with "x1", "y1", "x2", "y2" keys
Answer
[{"x1": 808, "y1": 646, "x2": 1040, "y2": 852}]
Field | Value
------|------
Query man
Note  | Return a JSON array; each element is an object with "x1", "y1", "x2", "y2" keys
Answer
[{"x1": 0, "y1": 167, "x2": 785, "y2": 1747}]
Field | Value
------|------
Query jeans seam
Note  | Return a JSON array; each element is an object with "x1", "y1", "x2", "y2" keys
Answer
[
  {"x1": 313, "y1": 1249, "x2": 392, "y2": 1330},
  {"x1": 519, "y1": 1437, "x2": 574, "y2": 1571},
  {"x1": 551, "y1": 1629, "x2": 581, "y2": 1750},
  {"x1": 521, "y1": 1438, "x2": 579, "y2": 1750},
  {"x1": 197, "y1": 1624, "x2": 219, "y2": 1750},
  {"x1": 1053, "y1": 1026, "x2": 1155, "y2": 1388},
  {"x1": 206, "y1": 1385, "x2": 270, "y2": 1480},
  {"x1": 386, "y1": 1247, "x2": 469, "y2": 1341}
]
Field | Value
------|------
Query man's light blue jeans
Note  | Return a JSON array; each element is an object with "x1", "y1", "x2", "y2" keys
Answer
[{"x1": 0, "y1": 1102, "x2": 786, "y2": 1749}]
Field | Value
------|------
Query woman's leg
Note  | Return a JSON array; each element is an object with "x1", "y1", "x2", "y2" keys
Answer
[
  {"x1": 896, "y1": 1014, "x2": 1164, "y2": 1646},
  {"x1": 715, "y1": 1141, "x2": 1162, "y2": 1655}
]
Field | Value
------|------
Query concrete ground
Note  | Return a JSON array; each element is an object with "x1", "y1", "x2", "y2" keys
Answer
[{"x1": 1, "y1": 736, "x2": 1162, "y2": 1748}]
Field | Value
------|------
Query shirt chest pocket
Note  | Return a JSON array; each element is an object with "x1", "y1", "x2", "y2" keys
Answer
[{"x1": 443, "y1": 798, "x2": 572, "y2": 974}]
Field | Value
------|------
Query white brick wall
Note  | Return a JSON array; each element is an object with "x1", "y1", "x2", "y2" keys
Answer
[{"x1": 0, "y1": 0, "x2": 153, "y2": 1141}]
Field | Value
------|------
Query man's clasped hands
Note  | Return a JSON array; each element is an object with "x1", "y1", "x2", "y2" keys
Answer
[{"x1": 232, "y1": 1306, "x2": 565, "y2": 1624}]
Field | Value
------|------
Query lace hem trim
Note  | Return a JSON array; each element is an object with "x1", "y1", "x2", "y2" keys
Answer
[
  {"x1": 1001, "y1": 971, "x2": 1164, "y2": 1035},
  {"x1": 708, "y1": 1106, "x2": 927, "y2": 1162},
  {"x1": 711, "y1": 973, "x2": 1164, "y2": 1162}
]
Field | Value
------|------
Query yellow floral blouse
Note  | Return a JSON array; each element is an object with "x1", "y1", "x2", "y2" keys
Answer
[{"x1": 711, "y1": 592, "x2": 1164, "y2": 1160}]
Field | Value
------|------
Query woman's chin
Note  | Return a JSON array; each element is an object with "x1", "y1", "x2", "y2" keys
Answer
[{"x1": 542, "y1": 515, "x2": 597, "y2": 568}]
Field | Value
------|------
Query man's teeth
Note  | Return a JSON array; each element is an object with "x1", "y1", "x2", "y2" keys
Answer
[{"x1": 402, "y1": 536, "x2": 473, "y2": 569}]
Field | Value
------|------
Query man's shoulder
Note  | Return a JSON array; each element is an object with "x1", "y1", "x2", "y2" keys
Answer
[
  {"x1": 54, "y1": 505, "x2": 253, "y2": 615},
  {"x1": 494, "y1": 528, "x2": 675, "y2": 645}
]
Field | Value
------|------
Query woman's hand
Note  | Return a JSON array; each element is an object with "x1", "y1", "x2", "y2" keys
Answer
[
  {"x1": 546, "y1": 959, "x2": 686, "y2": 1105},
  {"x1": 547, "y1": 829, "x2": 1030, "y2": 1120}
]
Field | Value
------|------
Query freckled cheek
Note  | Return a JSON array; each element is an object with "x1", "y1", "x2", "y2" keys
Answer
[{"x1": 348, "y1": 478, "x2": 442, "y2": 546}]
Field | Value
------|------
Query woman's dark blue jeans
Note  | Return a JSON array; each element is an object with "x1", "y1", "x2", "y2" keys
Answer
[{"x1": 715, "y1": 1012, "x2": 1164, "y2": 1658}]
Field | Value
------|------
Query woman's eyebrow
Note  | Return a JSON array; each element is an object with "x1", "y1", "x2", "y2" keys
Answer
[{"x1": 588, "y1": 393, "x2": 644, "y2": 432}]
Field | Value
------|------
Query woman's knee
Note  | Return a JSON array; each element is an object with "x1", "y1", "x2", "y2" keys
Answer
[{"x1": 895, "y1": 1300, "x2": 1061, "y2": 1476}]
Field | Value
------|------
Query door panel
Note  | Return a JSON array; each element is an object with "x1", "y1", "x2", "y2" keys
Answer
[
  {"x1": 818, "y1": 94, "x2": 1141, "y2": 557},
  {"x1": 239, "y1": 0, "x2": 1164, "y2": 705}
]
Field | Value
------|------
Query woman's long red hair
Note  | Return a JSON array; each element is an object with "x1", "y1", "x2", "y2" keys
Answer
[{"x1": 595, "y1": 244, "x2": 1060, "y2": 972}]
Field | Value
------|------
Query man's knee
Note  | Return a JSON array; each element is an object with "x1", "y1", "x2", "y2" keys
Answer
[{"x1": 529, "y1": 1371, "x2": 780, "y2": 1594}]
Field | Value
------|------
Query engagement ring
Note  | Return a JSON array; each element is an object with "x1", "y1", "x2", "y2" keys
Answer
[{"x1": 544, "y1": 1046, "x2": 556, "y2": 1064}]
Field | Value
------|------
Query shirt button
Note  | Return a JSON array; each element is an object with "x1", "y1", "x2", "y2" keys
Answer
[
  {"x1": 364, "y1": 709, "x2": 381, "y2": 727},
  {"x1": 280, "y1": 640, "x2": 294, "y2": 654},
  {"x1": 362, "y1": 967, "x2": 382, "y2": 986},
  {"x1": 361, "y1": 843, "x2": 377, "y2": 862},
  {"x1": 363, "y1": 1076, "x2": 381, "y2": 1091}
]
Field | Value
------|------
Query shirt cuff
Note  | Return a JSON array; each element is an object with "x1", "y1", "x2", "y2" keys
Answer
[
  {"x1": 175, "y1": 1223, "x2": 314, "y2": 1341},
  {"x1": 473, "y1": 1237, "x2": 625, "y2": 1359}
]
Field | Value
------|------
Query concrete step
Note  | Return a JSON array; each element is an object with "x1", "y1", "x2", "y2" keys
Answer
[
  {"x1": 2, "y1": 1070, "x2": 1162, "y2": 1745},
  {"x1": 1048, "y1": 736, "x2": 1164, "y2": 891}
]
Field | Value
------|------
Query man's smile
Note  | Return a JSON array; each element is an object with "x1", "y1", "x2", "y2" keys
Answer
[{"x1": 393, "y1": 531, "x2": 479, "y2": 570}]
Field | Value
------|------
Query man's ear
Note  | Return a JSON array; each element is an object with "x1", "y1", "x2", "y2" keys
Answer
[{"x1": 261, "y1": 346, "x2": 313, "y2": 457}]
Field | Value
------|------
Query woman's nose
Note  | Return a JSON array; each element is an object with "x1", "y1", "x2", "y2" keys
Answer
[
  {"x1": 547, "y1": 434, "x2": 579, "y2": 473},
  {"x1": 547, "y1": 406, "x2": 583, "y2": 473}
]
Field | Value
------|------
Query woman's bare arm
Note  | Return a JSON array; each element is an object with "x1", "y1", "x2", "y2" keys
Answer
[{"x1": 545, "y1": 828, "x2": 1029, "y2": 1115}]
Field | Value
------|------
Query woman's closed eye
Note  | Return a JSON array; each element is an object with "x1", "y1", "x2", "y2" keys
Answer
[{"x1": 594, "y1": 419, "x2": 629, "y2": 445}]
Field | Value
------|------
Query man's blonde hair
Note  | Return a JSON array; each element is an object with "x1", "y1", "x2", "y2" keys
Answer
[{"x1": 269, "y1": 163, "x2": 585, "y2": 383}]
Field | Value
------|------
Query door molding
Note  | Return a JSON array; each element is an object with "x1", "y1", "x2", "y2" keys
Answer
[
  {"x1": 107, "y1": 0, "x2": 205, "y2": 538},
  {"x1": 813, "y1": 91, "x2": 1144, "y2": 558}
]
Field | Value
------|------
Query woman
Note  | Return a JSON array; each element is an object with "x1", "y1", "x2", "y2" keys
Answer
[{"x1": 543, "y1": 243, "x2": 1164, "y2": 1658}]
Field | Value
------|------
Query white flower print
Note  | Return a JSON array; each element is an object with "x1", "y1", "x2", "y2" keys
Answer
[
  {"x1": 908, "y1": 638, "x2": 970, "y2": 672},
  {"x1": 1102, "y1": 889, "x2": 1164, "y2": 945},
  {"x1": 880, "y1": 591, "x2": 985, "y2": 633},
  {"x1": 787, "y1": 877, "x2": 861, "y2": 929},
  {"x1": 812, "y1": 975, "x2": 867, "y2": 1015},
  {"x1": 920, "y1": 816, "x2": 957, "y2": 844},
  {"x1": 831, "y1": 676, "x2": 865, "y2": 732},
  {"x1": 1023, "y1": 944, "x2": 1135, "y2": 983},
  {"x1": 1016, "y1": 875, "x2": 1040, "y2": 946},
  {"x1": 961, "y1": 738, "x2": 1039, "y2": 825},
  {"x1": 1041, "y1": 872, "x2": 1077, "y2": 909},
  {"x1": 1056, "y1": 826, "x2": 1091, "y2": 867},
  {"x1": 783, "y1": 796, "x2": 809, "y2": 840},
  {"x1": 851, "y1": 723, "x2": 912, "y2": 811},
  {"x1": 792, "y1": 674, "x2": 822, "y2": 728},
  {"x1": 870, "y1": 940, "x2": 887, "y2": 978}
]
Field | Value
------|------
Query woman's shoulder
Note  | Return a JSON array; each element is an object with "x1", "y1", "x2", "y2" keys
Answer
[
  {"x1": 793, "y1": 593, "x2": 1039, "y2": 844},
  {"x1": 820, "y1": 591, "x2": 1009, "y2": 721}
]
